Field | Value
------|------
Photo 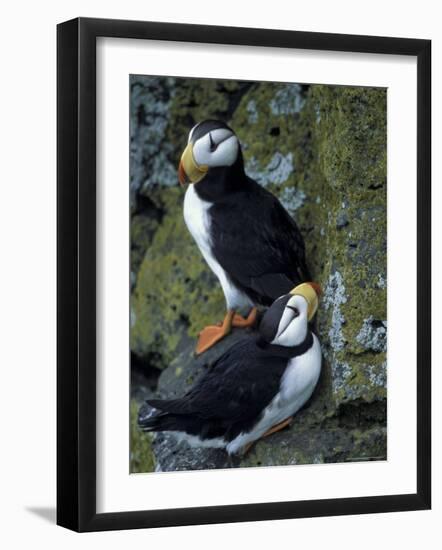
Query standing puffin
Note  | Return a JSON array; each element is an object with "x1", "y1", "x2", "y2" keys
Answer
[
  {"x1": 179, "y1": 119, "x2": 311, "y2": 354},
  {"x1": 138, "y1": 282, "x2": 321, "y2": 456}
]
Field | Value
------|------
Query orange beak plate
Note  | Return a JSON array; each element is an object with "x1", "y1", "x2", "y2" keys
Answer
[{"x1": 178, "y1": 159, "x2": 188, "y2": 186}]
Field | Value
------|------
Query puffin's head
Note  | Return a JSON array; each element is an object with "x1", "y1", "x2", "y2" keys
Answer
[
  {"x1": 178, "y1": 120, "x2": 240, "y2": 186},
  {"x1": 259, "y1": 282, "x2": 321, "y2": 347}
]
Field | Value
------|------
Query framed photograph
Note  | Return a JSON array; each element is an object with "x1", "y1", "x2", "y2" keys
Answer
[{"x1": 57, "y1": 17, "x2": 431, "y2": 532}]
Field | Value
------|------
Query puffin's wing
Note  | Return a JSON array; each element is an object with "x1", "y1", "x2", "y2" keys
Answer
[
  {"x1": 148, "y1": 339, "x2": 288, "y2": 423},
  {"x1": 210, "y1": 185, "x2": 310, "y2": 300},
  {"x1": 248, "y1": 272, "x2": 297, "y2": 301}
]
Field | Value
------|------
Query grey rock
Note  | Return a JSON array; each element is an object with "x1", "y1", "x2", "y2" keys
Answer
[
  {"x1": 279, "y1": 187, "x2": 306, "y2": 214},
  {"x1": 270, "y1": 84, "x2": 305, "y2": 115},
  {"x1": 336, "y1": 211, "x2": 349, "y2": 229},
  {"x1": 246, "y1": 99, "x2": 259, "y2": 124},
  {"x1": 323, "y1": 271, "x2": 347, "y2": 352},
  {"x1": 152, "y1": 434, "x2": 237, "y2": 472},
  {"x1": 245, "y1": 152, "x2": 294, "y2": 187},
  {"x1": 356, "y1": 316, "x2": 387, "y2": 353},
  {"x1": 331, "y1": 360, "x2": 352, "y2": 396},
  {"x1": 130, "y1": 76, "x2": 178, "y2": 210}
]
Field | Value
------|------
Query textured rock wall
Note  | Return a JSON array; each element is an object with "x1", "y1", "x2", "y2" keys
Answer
[{"x1": 129, "y1": 75, "x2": 387, "y2": 473}]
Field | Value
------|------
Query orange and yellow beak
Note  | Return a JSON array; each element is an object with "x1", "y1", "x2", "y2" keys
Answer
[
  {"x1": 290, "y1": 282, "x2": 321, "y2": 321},
  {"x1": 178, "y1": 143, "x2": 208, "y2": 186}
]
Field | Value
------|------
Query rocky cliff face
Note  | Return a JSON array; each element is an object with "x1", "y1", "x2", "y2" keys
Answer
[{"x1": 129, "y1": 76, "x2": 387, "y2": 472}]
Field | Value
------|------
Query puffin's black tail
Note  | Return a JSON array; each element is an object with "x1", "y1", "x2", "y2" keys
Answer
[
  {"x1": 138, "y1": 413, "x2": 177, "y2": 432},
  {"x1": 138, "y1": 399, "x2": 198, "y2": 433},
  {"x1": 138, "y1": 405, "x2": 179, "y2": 433}
]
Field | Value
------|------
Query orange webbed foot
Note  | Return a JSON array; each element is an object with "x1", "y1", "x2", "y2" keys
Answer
[
  {"x1": 261, "y1": 417, "x2": 293, "y2": 438},
  {"x1": 232, "y1": 307, "x2": 258, "y2": 328},
  {"x1": 195, "y1": 308, "x2": 258, "y2": 355},
  {"x1": 195, "y1": 310, "x2": 235, "y2": 355},
  {"x1": 240, "y1": 417, "x2": 294, "y2": 456},
  {"x1": 196, "y1": 325, "x2": 229, "y2": 355}
]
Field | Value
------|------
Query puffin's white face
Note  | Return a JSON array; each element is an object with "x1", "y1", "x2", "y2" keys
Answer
[
  {"x1": 271, "y1": 295, "x2": 309, "y2": 347},
  {"x1": 178, "y1": 120, "x2": 240, "y2": 186},
  {"x1": 190, "y1": 126, "x2": 239, "y2": 168}
]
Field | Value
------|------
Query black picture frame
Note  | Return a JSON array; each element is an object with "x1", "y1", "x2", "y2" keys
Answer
[{"x1": 57, "y1": 17, "x2": 431, "y2": 532}]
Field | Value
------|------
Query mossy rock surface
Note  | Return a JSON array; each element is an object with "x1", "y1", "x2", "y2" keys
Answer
[
  {"x1": 130, "y1": 399, "x2": 155, "y2": 473},
  {"x1": 130, "y1": 76, "x2": 387, "y2": 470},
  {"x1": 130, "y1": 187, "x2": 225, "y2": 368}
]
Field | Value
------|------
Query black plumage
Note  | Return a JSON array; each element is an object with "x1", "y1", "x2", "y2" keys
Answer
[
  {"x1": 191, "y1": 123, "x2": 310, "y2": 306},
  {"x1": 138, "y1": 333, "x2": 313, "y2": 444}
]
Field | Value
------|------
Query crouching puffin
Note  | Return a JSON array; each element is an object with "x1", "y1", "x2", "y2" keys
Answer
[
  {"x1": 138, "y1": 282, "x2": 321, "y2": 456},
  {"x1": 178, "y1": 119, "x2": 311, "y2": 354}
]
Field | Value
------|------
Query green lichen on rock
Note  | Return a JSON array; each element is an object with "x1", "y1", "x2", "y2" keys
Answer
[
  {"x1": 131, "y1": 187, "x2": 225, "y2": 367},
  {"x1": 130, "y1": 399, "x2": 155, "y2": 473},
  {"x1": 308, "y1": 86, "x2": 387, "y2": 406},
  {"x1": 166, "y1": 78, "x2": 253, "y2": 154},
  {"x1": 242, "y1": 424, "x2": 387, "y2": 467},
  {"x1": 130, "y1": 76, "x2": 387, "y2": 470},
  {"x1": 231, "y1": 83, "x2": 310, "y2": 198},
  {"x1": 131, "y1": 212, "x2": 160, "y2": 280}
]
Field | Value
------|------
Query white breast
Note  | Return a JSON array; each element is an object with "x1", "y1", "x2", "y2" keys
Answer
[
  {"x1": 227, "y1": 334, "x2": 322, "y2": 455},
  {"x1": 183, "y1": 184, "x2": 212, "y2": 256},
  {"x1": 183, "y1": 185, "x2": 253, "y2": 311},
  {"x1": 279, "y1": 334, "x2": 322, "y2": 403}
]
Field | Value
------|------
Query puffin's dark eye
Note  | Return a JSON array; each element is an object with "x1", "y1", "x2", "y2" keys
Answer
[
  {"x1": 209, "y1": 132, "x2": 217, "y2": 152},
  {"x1": 287, "y1": 305, "x2": 299, "y2": 316}
]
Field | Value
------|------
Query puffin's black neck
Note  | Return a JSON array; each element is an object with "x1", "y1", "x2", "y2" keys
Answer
[
  {"x1": 255, "y1": 331, "x2": 314, "y2": 359},
  {"x1": 194, "y1": 150, "x2": 247, "y2": 202}
]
